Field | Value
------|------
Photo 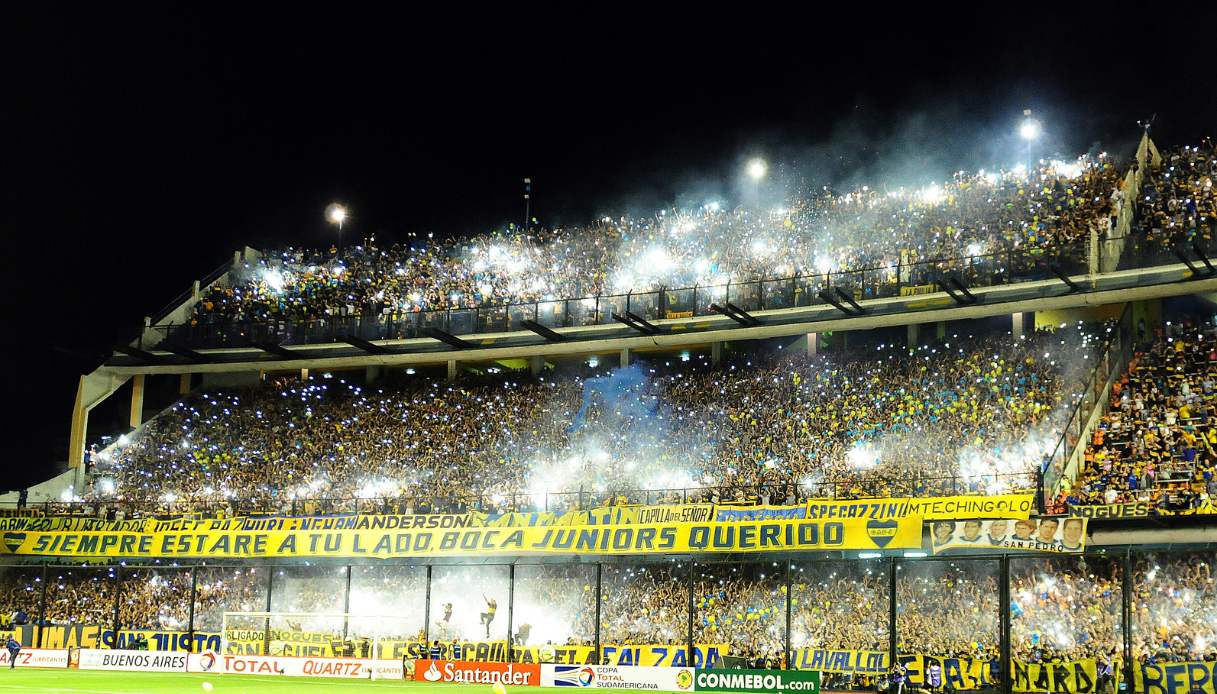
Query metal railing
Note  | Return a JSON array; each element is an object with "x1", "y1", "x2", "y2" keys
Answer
[
  {"x1": 135, "y1": 238, "x2": 1093, "y2": 350},
  {"x1": 1040, "y1": 304, "x2": 1134, "y2": 512},
  {"x1": 146, "y1": 257, "x2": 235, "y2": 327},
  {"x1": 8, "y1": 472, "x2": 1038, "y2": 519}
]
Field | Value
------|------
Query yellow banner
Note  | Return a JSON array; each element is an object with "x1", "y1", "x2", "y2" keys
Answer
[
  {"x1": 228, "y1": 637, "x2": 730, "y2": 667},
  {"x1": 0, "y1": 516, "x2": 922, "y2": 559},
  {"x1": 805, "y1": 494, "x2": 1034, "y2": 521},
  {"x1": 1068, "y1": 501, "x2": 1217, "y2": 518},
  {"x1": 1067, "y1": 502, "x2": 1152, "y2": 519},
  {"x1": 1012, "y1": 659, "x2": 1100, "y2": 693},
  {"x1": 559, "y1": 504, "x2": 716, "y2": 526},
  {"x1": 3, "y1": 625, "x2": 218, "y2": 653},
  {"x1": 1135, "y1": 660, "x2": 1217, "y2": 694},
  {"x1": 0, "y1": 513, "x2": 485, "y2": 533},
  {"x1": 794, "y1": 650, "x2": 1100, "y2": 693},
  {"x1": 5, "y1": 626, "x2": 727, "y2": 666}
]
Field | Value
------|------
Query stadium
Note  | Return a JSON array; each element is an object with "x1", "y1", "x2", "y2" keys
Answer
[
  {"x1": 7, "y1": 9, "x2": 1217, "y2": 694},
  {"x1": 2, "y1": 128, "x2": 1215, "y2": 694}
]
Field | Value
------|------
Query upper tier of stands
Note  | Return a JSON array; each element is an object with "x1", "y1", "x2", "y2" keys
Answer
[
  {"x1": 60, "y1": 139, "x2": 1216, "y2": 518},
  {"x1": 159, "y1": 156, "x2": 1122, "y2": 348},
  {"x1": 1122, "y1": 140, "x2": 1217, "y2": 268},
  {"x1": 88, "y1": 324, "x2": 1101, "y2": 515}
]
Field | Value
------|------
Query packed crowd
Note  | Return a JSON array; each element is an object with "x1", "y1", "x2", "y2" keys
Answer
[
  {"x1": 896, "y1": 562, "x2": 1000, "y2": 660},
  {"x1": 1060, "y1": 319, "x2": 1217, "y2": 512},
  {"x1": 0, "y1": 569, "x2": 41, "y2": 630},
  {"x1": 599, "y1": 564, "x2": 689, "y2": 647},
  {"x1": 1009, "y1": 558, "x2": 1122, "y2": 662},
  {"x1": 692, "y1": 565, "x2": 784, "y2": 664},
  {"x1": 118, "y1": 569, "x2": 192, "y2": 632},
  {"x1": 1131, "y1": 553, "x2": 1217, "y2": 662},
  {"x1": 1128, "y1": 141, "x2": 1217, "y2": 261},
  {"x1": 90, "y1": 325, "x2": 1097, "y2": 511},
  {"x1": 185, "y1": 157, "x2": 1118, "y2": 334},
  {"x1": 2, "y1": 554, "x2": 1215, "y2": 665}
]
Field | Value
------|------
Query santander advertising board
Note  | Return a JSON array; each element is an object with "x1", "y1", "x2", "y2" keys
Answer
[{"x1": 415, "y1": 659, "x2": 540, "y2": 686}]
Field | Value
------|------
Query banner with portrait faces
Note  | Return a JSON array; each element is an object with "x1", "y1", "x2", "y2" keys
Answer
[{"x1": 929, "y1": 517, "x2": 1086, "y2": 554}]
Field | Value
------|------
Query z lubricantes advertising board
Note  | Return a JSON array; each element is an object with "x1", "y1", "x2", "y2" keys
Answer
[
  {"x1": 416, "y1": 659, "x2": 541, "y2": 685},
  {"x1": 542, "y1": 664, "x2": 695, "y2": 690},
  {"x1": 694, "y1": 669, "x2": 820, "y2": 693},
  {"x1": 0, "y1": 648, "x2": 68, "y2": 668}
]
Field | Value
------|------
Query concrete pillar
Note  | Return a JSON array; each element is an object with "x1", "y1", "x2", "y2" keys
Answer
[
  {"x1": 191, "y1": 280, "x2": 201, "y2": 298},
  {"x1": 129, "y1": 374, "x2": 145, "y2": 429},
  {"x1": 711, "y1": 342, "x2": 723, "y2": 365},
  {"x1": 806, "y1": 333, "x2": 818, "y2": 356},
  {"x1": 936, "y1": 321, "x2": 947, "y2": 341},
  {"x1": 300, "y1": 368, "x2": 309, "y2": 382},
  {"x1": 907, "y1": 324, "x2": 919, "y2": 349},
  {"x1": 529, "y1": 356, "x2": 545, "y2": 376},
  {"x1": 179, "y1": 373, "x2": 191, "y2": 395},
  {"x1": 233, "y1": 250, "x2": 242, "y2": 266},
  {"x1": 68, "y1": 377, "x2": 89, "y2": 470},
  {"x1": 447, "y1": 360, "x2": 459, "y2": 382},
  {"x1": 366, "y1": 365, "x2": 382, "y2": 383},
  {"x1": 619, "y1": 348, "x2": 631, "y2": 368},
  {"x1": 1012, "y1": 312, "x2": 1025, "y2": 340}
]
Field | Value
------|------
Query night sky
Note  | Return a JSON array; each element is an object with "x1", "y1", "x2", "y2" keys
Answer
[{"x1": 4, "y1": 5, "x2": 1217, "y2": 488}]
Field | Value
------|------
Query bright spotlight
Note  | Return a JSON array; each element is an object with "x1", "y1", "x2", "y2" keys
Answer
[
  {"x1": 325, "y1": 203, "x2": 348, "y2": 227},
  {"x1": 1019, "y1": 116, "x2": 1041, "y2": 141},
  {"x1": 746, "y1": 158, "x2": 768, "y2": 180}
]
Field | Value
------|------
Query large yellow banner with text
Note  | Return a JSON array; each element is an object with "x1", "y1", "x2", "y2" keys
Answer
[
  {"x1": 793, "y1": 649, "x2": 1100, "y2": 693},
  {"x1": 0, "y1": 516, "x2": 922, "y2": 559}
]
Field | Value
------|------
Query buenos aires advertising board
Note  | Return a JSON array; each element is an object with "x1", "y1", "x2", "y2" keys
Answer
[{"x1": 695, "y1": 669, "x2": 820, "y2": 693}]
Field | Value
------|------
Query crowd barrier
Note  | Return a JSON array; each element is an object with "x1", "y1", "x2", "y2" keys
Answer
[{"x1": 1, "y1": 643, "x2": 1213, "y2": 694}]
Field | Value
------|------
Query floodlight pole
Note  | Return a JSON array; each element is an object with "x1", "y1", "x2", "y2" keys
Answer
[
  {"x1": 187, "y1": 567, "x2": 198, "y2": 650},
  {"x1": 524, "y1": 178, "x2": 532, "y2": 233},
  {"x1": 342, "y1": 566, "x2": 352, "y2": 640}
]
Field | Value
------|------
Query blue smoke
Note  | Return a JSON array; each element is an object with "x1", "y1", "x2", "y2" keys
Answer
[{"x1": 567, "y1": 364, "x2": 653, "y2": 433}]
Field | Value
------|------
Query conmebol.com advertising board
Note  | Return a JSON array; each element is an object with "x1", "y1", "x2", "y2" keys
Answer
[
  {"x1": 541, "y1": 664, "x2": 694, "y2": 690},
  {"x1": 694, "y1": 669, "x2": 820, "y2": 693}
]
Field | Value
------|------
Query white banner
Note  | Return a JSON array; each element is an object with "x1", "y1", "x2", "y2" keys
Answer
[
  {"x1": 0, "y1": 648, "x2": 69, "y2": 668},
  {"x1": 76, "y1": 649, "x2": 188, "y2": 672},
  {"x1": 186, "y1": 651, "x2": 400, "y2": 679},
  {"x1": 543, "y1": 664, "x2": 695, "y2": 691},
  {"x1": 930, "y1": 517, "x2": 1087, "y2": 554}
]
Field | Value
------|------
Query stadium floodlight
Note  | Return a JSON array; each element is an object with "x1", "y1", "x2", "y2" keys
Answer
[
  {"x1": 746, "y1": 157, "x2": 768, "y2": 180},
  {"x1": 325, "y1": 202, "x2": 348, "y2": 227},
  {"x1": 1018, "y1": 115, "x2": 1041, "y2": 141},
  {"x1": 326, "y1": 202, "x2": 348, "y2": 250},
  {"x1": 1018, "y1": 109, "x2": 1040, "y2": 176}
]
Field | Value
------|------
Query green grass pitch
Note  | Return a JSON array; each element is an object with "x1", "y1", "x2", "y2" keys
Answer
[{"x1": 0, "y1": 669, "x2": 547, "y2": 693}]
